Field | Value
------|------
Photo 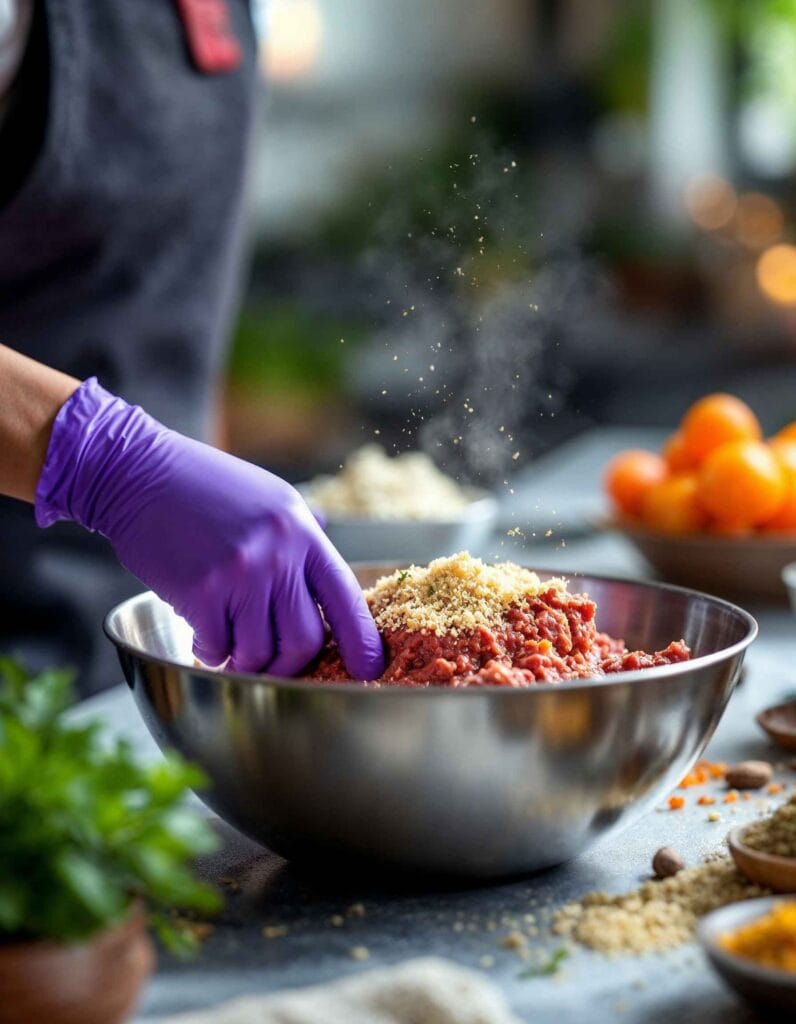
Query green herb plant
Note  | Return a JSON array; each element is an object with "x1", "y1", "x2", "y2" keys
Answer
[{"x1": 0, "y1": 659, "x2": 220, "y2": 955}]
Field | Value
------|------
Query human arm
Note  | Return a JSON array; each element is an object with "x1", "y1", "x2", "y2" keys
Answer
[
  {"x1": 0, "y1": 346, "x2": 384, "y2": 679},
  {"x1": 0, "y1": 343, "x2": 79, "y2": 502}
]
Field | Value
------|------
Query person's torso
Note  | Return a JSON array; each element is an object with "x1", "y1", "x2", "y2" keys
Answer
[
  {"x1": 0, "y1": 0, "x2": 258, "y2": 695},
  {"x1": 0, "y1": 0, "x2": 257, "y2": 431}
]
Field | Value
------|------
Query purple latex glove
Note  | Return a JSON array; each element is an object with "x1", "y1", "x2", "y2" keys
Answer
[{"x1": 35, "y1": 378, "x2": 385, "y2": 679}]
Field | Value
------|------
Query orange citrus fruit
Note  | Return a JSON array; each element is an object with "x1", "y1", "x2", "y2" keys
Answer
[
  {"x1": 680, "y1": 394, "x2": 762, "y2": 466},
  {"x1": 662, "y1": 431, "x2": 695, "y2": 473},
  {"x1": 698, "y1": 439, "x2": 786, "y2": 527},
  {"x1": 773, "y1": 421, "x2": 796, "y2": 445},
  {"x1": 763, "y1": 439, "x2": 796, "y2": 532},
  {"x1": 604, "y1": 450, "x2": 667, "y2": 519},
  {"x1": 641, "y1": 474, "x2": 707, "y2": 534}
]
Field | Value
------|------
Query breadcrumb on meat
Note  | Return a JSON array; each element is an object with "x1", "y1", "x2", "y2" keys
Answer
[{"x1": 366, "y1": 552, "x2": 567, "y2": 637}]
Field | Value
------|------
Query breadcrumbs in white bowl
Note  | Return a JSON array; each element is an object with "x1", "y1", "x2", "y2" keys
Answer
[{"x1": 300, "y1": 446, "x2": 498, "y2": 563}]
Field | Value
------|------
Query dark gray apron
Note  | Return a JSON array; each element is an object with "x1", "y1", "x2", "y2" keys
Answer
[{"x1": 0, "y1": 0, "x2": 257, "y2": 696}]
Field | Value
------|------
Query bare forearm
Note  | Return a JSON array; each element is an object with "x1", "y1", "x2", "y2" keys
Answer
[{"x1": 0, "y1": 345, "x2": 80, "y2": 503}]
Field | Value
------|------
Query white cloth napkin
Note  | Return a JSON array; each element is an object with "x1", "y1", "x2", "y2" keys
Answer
[{"x1": 155, "y1": 958, "x2": 520, "y2": 1024}]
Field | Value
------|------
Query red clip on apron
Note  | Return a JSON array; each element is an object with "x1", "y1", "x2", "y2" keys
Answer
[{"x1": 174, "y1": 0, "x2": 242, "y2": 73}]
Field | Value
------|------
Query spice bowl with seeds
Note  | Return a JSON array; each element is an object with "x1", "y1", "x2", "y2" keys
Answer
[
  {"x1": 728, "y1": 794, "x2": 796, "y2": 892},
  {"x1": 698, "y1": 898, "x2": 796, "y2": 1013}
]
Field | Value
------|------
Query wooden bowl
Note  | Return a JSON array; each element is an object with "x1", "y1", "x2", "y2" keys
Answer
[
  {"x1": 728, "y1": 826, "x2": 796, "y2": 893},
  {"x1": 757, "y1": 702, "x2": 796, "y2": 753},
  {"x1": 610, "y1": 522, "x2": 796, "y2": 602},
  {"x1": 0, "y1": 909, "x2": 154, "y2": 1024}
]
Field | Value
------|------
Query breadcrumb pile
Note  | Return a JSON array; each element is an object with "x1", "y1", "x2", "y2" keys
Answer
[
  {"x1": 307, "y1": 445, "x2": 473, "y2": 520},
  {"x1": 552, "y1": 858, "x2": 768, "y2": 954},
  {"x1": 365, "y1": 553, "x2": 566, "y2": 636},
  {"x1": 743, "y1": 793, "x2": 796, "y2": 857}
]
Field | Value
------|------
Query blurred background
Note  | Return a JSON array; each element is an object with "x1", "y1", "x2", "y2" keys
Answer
[{"x1": 223, "y1": 0, "x2": 796, "y2": 489}]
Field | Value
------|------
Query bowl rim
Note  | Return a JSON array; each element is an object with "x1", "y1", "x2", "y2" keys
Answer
[
  {"x1": 296, "y1": 484, "x2": 498, "y2": 526},
  {"x1": 697, "y1": 896, "x2": 796, "y2": 987},
  {"x1": 103, "y1": 568, "x2": 758, "y2": 697},
  {"x1": 728, "y1": 824, "x2": 796, "y2": 873}
]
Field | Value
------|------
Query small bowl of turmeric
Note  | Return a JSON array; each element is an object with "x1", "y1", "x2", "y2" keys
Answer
[{"x1": 699, "y1": 897, "x2": 796, "y2": 1012}]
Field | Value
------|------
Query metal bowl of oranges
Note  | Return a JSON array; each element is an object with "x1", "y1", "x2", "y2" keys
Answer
[{"x1": 604, "y1": 394, "x2": 796, "y2": 602}]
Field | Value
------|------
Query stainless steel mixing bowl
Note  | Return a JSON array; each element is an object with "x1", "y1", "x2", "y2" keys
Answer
[{"x1": 104, "y1": 568, "x2": 757, "y2": 877}]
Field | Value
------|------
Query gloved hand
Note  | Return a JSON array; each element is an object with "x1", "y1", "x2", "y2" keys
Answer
[{"x1": 35, "y1": 378, "x2": 385, "y2": 679}]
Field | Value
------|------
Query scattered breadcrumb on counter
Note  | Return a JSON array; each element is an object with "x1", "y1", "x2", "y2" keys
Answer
[
  {"x1": 365, "y1": 552, "x2": 566, "y2": 636},
  {"x1": 552, "y1": 858, "x2": 769, "y2": 954},
  {"x1": 306, "y1": 444, "x2": 474, "y2": 520}
]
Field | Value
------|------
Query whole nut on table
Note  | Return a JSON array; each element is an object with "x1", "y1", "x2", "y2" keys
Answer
[
  {"x1": 724, "y1": 760, "x2": 773, "y2": 790},
  {"x1": 652, "y1": 846, "x2": 685, "y2": 878}
]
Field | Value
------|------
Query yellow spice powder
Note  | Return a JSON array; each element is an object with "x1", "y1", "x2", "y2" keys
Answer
[{"x1": 720, "y1": 903, "x2": 796, "y2": 972}]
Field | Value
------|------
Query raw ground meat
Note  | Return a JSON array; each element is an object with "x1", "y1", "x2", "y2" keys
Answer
[{"x1": 308, "y1": 586, "x2": 690, "y2": 687}]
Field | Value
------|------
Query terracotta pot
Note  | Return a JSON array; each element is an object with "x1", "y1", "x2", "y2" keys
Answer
[{"x1": 0, "y1": 908, "x2": 155, "y2": 1024}]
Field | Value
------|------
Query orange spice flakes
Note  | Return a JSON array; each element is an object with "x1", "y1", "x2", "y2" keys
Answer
[
  {"x1": 697, "y1": 795, "x2": 716, "y2": 806},
  {"x1": 678, "y1": 773, "x2": 701, "y2": 789},
  {"x1": 768, "y1": 783, "x2": 784, "y2": 795},
  {"x1": 678, "y1": 760, "x2": 727, "y2": 789},
  {"x1": 719, "y1": 902, "x2": 796, "y2": 972},
  {"x1": 668, "y1": 795, "x2": 686, "y2": 810},
  {"x1": 724, "y1": 790, "x2": 739, "y2": 804}
]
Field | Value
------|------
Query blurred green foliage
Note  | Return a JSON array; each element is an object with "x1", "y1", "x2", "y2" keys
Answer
[
  {"x1": 594, "y1": 6, "x2": 651, "y2": 114},
  {"x1": 228, "y1": 302, "x2": 367, "y2": 397},
  {"x1": 0, "y1": 659, "x2": 219, "y2": 954}
]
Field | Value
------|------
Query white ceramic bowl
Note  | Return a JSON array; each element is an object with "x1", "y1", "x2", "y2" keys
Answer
[{"x1": 298, "y1": 486, "x2": 499, "y2": 564}]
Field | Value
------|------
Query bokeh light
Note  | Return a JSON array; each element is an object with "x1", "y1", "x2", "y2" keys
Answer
[
  {"x1": 684, "y1": 175, "x2": 737, "y2": 231},
  {"x1": 262, "y1": 0, "x2": 323, "y2": 83},
  {"x1": 756, "y1": 243, "x2": 796, "y2": 305},
  {"x1": 734, "y1": 192, "x2": 783, "y2": 249}
]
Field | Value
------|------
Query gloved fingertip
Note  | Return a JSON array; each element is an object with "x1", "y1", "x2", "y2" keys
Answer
[
  {"x1": 343, "y1": 627, "x2": 386, "y2": 681},
  {"x1": 228, "y1": 650, "x2": 272, "y2": 675},
  {"x1": 191, "y1": 641, "x2": 230, "y2": 669},
  {"x1": 267, "y1": 654, "x2": 303, "y2": 680},
  {"x1": 227, "y1": 656, "x2": 253, "y2": 675}
]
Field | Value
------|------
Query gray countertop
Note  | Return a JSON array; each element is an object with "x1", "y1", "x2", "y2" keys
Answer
[{"x1": 72, "y1": 429, "x2": 795, "y2": 1024}]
